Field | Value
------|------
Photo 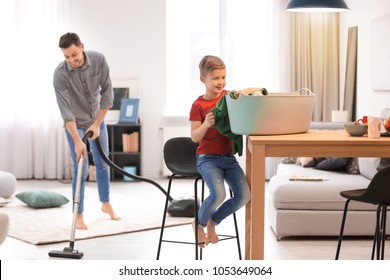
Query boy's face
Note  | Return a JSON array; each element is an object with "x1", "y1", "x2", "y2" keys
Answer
[
  {"x1": 200, "y1": 68, "x2": 226, "y2": 95},
  {"x1": 61, "y1": 43, "x2": 85, "y2": 69}
]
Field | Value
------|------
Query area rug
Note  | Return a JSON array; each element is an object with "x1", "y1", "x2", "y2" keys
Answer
[{"x1": 0, "y1": 187, "x2": 192, "y2": 245}]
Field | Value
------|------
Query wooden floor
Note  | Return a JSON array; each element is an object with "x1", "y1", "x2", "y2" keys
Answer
[{"x1": 0, "y1": 178, "x2": 388, "y2": 261}]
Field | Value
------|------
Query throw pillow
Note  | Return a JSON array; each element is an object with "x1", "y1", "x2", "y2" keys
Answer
[
  {"x1": 345, "y1": 158, "x2": 360, "y2": 174},
  {"x1": 315, "y1": 157, "x2": 350, "y2": 171},
  {"x1": 358, "y1": 157, "x2": 380, "y2": 180},
  {"x1": 377, "y1": 158, "x2": 390, "y2": 171},
  {"x1": 280, "y1": 157, "x2": 297, "y2": 164},
  {"x1": 296, "y1": 157, "x2": 317, "y2": 167},
  {"x1": 16, "y1": 190, "x2": 69, "y2": 209}
]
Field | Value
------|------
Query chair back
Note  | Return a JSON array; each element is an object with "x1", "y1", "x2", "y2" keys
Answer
[
  {"x1": 362, "y1": 165, "x2": 390, "y2": 204},
  {"x1": 163, "y1": 137, "x2": 200, "y2": 177}
]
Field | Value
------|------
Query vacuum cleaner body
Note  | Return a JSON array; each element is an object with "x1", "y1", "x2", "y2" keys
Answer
[{"x1": 167, "y1": 196, "x2": 200, "y2": 217}]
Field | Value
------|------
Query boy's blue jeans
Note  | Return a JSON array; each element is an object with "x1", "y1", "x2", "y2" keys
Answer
[
  {"x1": 196, "y1": 154, "x2": 250, "y2": 228},
  {"x1": 65, "y1": 121, "x2": 110, "y2": 214}
]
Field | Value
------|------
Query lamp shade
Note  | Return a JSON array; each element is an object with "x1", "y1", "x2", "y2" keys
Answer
[{"x1": 285, "y1": 0, "x2": 350, "y2": 12}]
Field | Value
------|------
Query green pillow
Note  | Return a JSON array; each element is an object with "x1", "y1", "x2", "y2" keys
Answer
[{"x1": 16, "y1": 190, "x2": 69, "y2": 209}]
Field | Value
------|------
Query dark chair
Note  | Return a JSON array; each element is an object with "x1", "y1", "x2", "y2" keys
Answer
[
  {"x1": 156, "y1": 137, "x2": 242, "y2": 260},
  {"x1": 335, "y1": 165, "x2": 390, "y2": 260}
]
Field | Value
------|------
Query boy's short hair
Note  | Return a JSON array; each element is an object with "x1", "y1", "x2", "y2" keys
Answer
[
  {"x1": 199, "y1": 55, "x2": 225, "y2": 77},
  {"x1": 59, "y1": 32, "x2": 82, "y2": 49}
]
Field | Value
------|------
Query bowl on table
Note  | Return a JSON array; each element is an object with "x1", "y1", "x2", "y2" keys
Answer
[{"x1": 344, "y1": 123, "x2": 368, "y2": 137}]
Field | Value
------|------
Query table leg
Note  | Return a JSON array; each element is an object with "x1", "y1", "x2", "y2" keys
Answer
[
  {"x1": 245, "y1": 143, "x2": 266, "y2": 260},
  {"x1": 245, "y1": 143, "x2": 252, "y2": 260}
]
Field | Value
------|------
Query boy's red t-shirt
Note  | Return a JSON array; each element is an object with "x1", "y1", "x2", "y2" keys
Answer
[{"x1": 189, "y1": 90, "x2": 232, "y2": 155}]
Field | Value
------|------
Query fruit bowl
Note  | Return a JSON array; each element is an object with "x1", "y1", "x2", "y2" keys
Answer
[
  {"x1": 344, "y1": 123, "x2": 368, "y2": 136},
  {"x1": 384, "y1": 116, "x2": 390, "y2": 132}
]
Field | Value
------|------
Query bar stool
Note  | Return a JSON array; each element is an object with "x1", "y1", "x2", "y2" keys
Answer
[
  {"x1": 156, "y1": 137, "x2": 242, "y2": 260},
  {"x1": 335, "y1": 165, "x2": 390, "y2": 260}
]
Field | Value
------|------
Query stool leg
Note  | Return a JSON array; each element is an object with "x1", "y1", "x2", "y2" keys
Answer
[
  {"x1": 229, "y1": 189, "x2": 242, "y2": 260},
  {"x1": 200, "y1": 179, "x2": 205, "y2": 260},
  {"x1": 380, "y1": 206, "x2": 387, "y2": 260},
  {"x1": 156, "y1": 174, "x2": 175, "y2": 260},
  {"x1": 335, "y1": 199, "x2": 351, "y2": 260},
  {"x1": 194, "y1": 177, "x2": 207, "y2": 260},
  {"x1": 373, "y1": 205, "x2": 382, "y2": 260},
  {"x1": 194, "y1": 177, "x2": 199, "y2": 260}
]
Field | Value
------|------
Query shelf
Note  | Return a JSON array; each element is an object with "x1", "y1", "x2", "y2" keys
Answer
[{"x1": 88, "y1": 123, "x2": 142, "y2": 181}]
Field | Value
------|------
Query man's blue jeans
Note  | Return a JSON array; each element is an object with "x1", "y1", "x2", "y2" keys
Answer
[
  {"x1": 196, "y1": 154, "x2": 250, "y2": 227},
  {"x1": 65, "y1": 121, "x2": 110, "y2": 213}
]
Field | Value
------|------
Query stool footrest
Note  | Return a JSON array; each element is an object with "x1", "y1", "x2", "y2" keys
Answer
[
  {"x1": 161, "y1": 239, "x2": 202, "y2": 245},
  {"x1": 161, "y1": 233, "x2": 238, "y2": 246}
]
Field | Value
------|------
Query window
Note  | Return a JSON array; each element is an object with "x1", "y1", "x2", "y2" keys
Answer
[{"x1": 165, "y1": 0, "x2": 283, "y2": 116}]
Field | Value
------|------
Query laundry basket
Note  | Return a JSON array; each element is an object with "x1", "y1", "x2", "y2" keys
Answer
[{"x1": 226, "y1": 89, "x2": 315, "y2": 135}]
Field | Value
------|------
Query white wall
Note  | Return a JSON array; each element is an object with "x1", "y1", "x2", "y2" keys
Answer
[
  {"x1": 340, "y1": 0, "x2": 390, "y2": 118},
  {"x1": 68, "y1": 0, "x2": 166, "y2": 178}
]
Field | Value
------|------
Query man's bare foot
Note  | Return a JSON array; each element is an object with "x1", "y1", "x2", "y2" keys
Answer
[
  {"x1": 76, "y1": 214, "x2": 88, "y2": 230},
  {"x1": 206, "y1": 220, "x2": 219, "y2": 244},
  {"x1": 192, "y1": 220, "x2": 208, "y2": 248},
  {"x1": 101, "y1": 202, "x2": 121, "y2": 220}
]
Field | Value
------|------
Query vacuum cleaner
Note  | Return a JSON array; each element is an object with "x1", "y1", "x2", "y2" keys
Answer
[{"x1": 49, "y1": 131, "x2": 197, "y2": 259}]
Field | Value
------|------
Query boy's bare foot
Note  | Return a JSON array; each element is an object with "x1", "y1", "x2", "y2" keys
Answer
[
  {"x1": 76, "y1": 214, "x2": 88, "y2": 230},
  {"x1": 192, "y1": 220, "x2": 208, "y2": 248},
  {"x1": 101, "y1": 202, "x2": 121, "y2": 220},
  {"x1": 206, "y1": 220, "x2": 219, "y2": 244}
]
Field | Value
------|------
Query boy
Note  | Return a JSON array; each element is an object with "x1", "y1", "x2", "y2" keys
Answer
[{"x1": 189, "y1": 55, "x2": 259, "y2": 247}]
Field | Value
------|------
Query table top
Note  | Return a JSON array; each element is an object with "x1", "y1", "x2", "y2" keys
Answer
[{"x1": 247, "y1": 130, "x2": 390, "y2": 157}]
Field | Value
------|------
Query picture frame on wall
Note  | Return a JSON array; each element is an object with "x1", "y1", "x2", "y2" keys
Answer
[
  {"x1": 119, "y1": 98, "x2": 140, "y2": 124},
  {"x1": 106, "y1": 78, "x2": 139, "y2": 124}
]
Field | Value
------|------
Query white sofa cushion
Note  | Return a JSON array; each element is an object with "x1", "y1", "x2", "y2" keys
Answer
[
  {"x1": 268, "y1": 163, "x2": 372, "y2": 211},
  {"x1": 358, "y1": 157, "x2": 380, "y2": 180}
]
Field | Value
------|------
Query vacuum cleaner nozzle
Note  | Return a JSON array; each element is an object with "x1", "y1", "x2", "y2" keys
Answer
[{"x1": 48, "y1": 247, "x2": 84, "y2": 259}]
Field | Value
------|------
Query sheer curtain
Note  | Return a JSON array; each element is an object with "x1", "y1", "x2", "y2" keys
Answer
[
  {"x1": 0, "y1": 0, "x2": 71, "y2": 179},
  {"x1": 290, "y1": 13, "x2": 340, "y2": 121}
]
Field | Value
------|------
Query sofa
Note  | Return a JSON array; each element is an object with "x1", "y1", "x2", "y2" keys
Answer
[{"x1": 267, "y1": 119, "x2": 390, "y2": 240}]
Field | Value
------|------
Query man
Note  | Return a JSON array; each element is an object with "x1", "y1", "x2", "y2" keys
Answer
[{"x1": 54, "y1": 32, "x2": 120, "y2": 229}]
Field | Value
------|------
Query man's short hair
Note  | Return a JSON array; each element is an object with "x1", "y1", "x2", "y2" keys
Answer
[
  {"x1": 199, "y1": 55, "x2": 225, "y2": 77},
  {"x1": 59, "y1": 32, "x2": 82, "y2": 49}
]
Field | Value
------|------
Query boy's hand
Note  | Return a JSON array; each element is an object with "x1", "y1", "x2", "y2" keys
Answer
[{"x1": 204, "y1": 112, "x2": 216, "y2": 128}]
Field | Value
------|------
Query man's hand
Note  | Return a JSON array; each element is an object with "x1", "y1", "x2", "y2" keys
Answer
[
  {"x1": 75, "y1": 139, "x2": 87, "y2": 163},
  {"x1": 86, "y1": 124, "x2": 100, "y2": 140}
]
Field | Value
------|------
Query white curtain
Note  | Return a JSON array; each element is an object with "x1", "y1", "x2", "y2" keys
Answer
[
  {"x1": 290, "y1": 13, "x2": 340, "y2": 121},
  {"x1": 0, "y1": 0, "x2": 72, "y2": 179}
]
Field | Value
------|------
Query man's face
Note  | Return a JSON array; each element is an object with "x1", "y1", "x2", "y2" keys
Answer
[{"x1": 61, "y1": 43, "x2": 85, "y2": 69}]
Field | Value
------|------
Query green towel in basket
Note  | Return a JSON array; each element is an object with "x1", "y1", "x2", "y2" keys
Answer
[{"x1": 211, "y1": 93, "x2": 243, "y2": 156}]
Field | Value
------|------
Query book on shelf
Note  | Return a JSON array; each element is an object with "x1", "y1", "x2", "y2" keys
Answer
[
  {"x1": 122, "y1": 132, "x2": 139, "y2": 152},
  {"x1": 123, "y1": 166, "x2": 137, "y2": 182}
]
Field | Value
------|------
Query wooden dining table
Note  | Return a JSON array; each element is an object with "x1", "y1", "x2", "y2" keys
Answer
[{"x1": 244, "y1": 129, "x2": 390, "y2": 260}]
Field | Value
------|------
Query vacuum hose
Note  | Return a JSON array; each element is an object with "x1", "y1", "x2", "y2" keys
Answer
[{"x1": 83, "y1": 131, "x2": 174, "y2": 202}]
